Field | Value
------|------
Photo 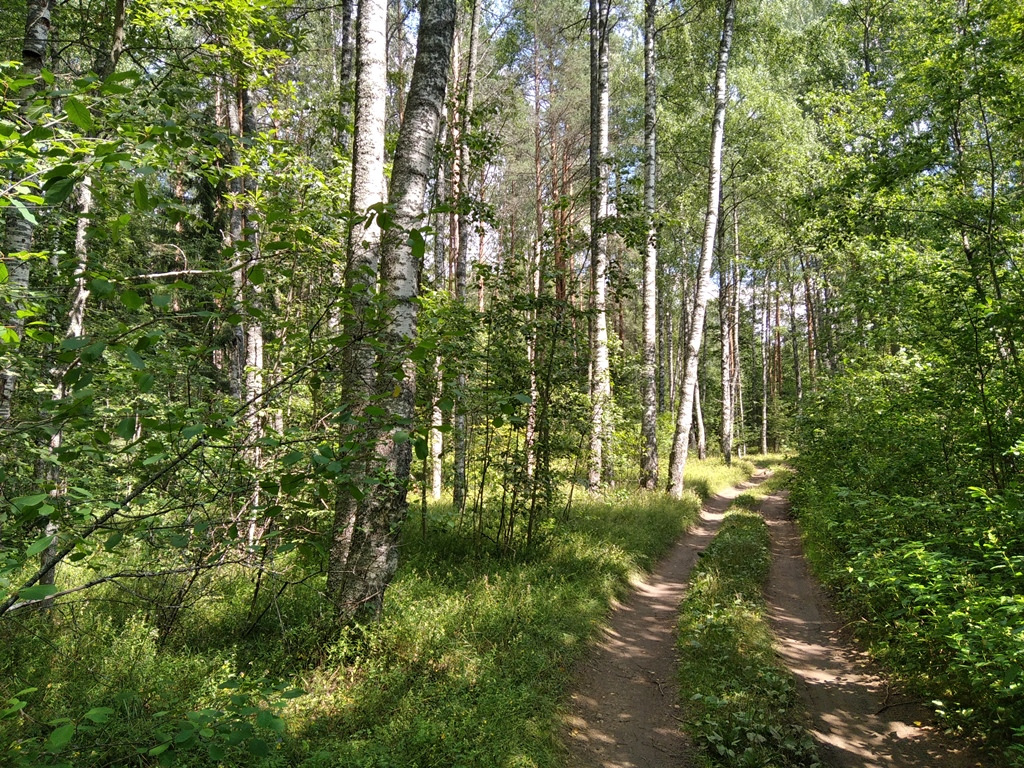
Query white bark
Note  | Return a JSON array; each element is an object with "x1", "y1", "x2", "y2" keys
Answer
[
  {"x1": 1, "y1": 0, "x2": 52, "y2": 422},
  {"x1": 588, "y1": 0, "x2": 612, "y2": 489},
  {"x1": 639, "y1": 0, "x2": 659, "y2": 489},
  {"x1": 329, "y1": 0, "x2": 455, "y2": 620},
  {"x1": 667, "y1": 0, "x2": 736, "y2": 497},
  {"x1": 329, "y1": 0, "x2": 389, "y2": 605}
]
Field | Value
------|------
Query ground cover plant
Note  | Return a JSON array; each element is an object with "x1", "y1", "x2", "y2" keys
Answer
[
  {"x1": 676, "y1": 471, "x2": 822, "y2": 768},
  {"x1": 793, "y1": 363, "x2": 1024, "y2": 766},
  {"x1": 1, "y1": 458, "x2": 753, "y2": 767}
]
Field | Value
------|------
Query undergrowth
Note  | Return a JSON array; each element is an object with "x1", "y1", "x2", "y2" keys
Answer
[
  {"x1": 1, "y1": 458, "x2": 756, "y2": 767},
  {"x1": 677, "y1": 486, "x2": 821, "y2": 768},
  {"x1": 792, "y1": 478, "x2": 1024, "y2": 764}
]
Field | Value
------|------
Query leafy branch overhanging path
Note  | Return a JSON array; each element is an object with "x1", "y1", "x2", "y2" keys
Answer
[{"x1": 561, "y1": 473, "x2": 990, "y2": 768}]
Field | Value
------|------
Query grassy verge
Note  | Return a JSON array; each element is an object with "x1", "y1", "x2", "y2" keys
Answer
[
  {"x1": 2, "y1": 458, "x2": 756, "y2": 768},
  {"x1": 676, "y1": 471, "x2": 822, "y2": 768}
]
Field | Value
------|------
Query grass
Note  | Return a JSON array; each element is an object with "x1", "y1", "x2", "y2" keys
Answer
[
  {"x1": 1, "y1": 456, "x2": 760, "y2": 768},
  {"x1": 676, "y1": 469, "x2": 822, "y2": 768}
]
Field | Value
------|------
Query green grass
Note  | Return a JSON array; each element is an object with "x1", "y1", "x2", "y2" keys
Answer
[
  {"x1": 1, "y1": 457, "x2": 760, "y2": 767},
  {"x1": 676, "y1": 481, "x2": 821, "y2": 768}
]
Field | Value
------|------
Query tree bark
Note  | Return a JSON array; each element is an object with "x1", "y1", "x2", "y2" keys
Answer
[
  {"x1": 666, "y1": 0, "x2": 735, "y2": 497},
  {"x1": 329, "y1": 0, "x2": 455, "y2": 621},
  {"x1": 0, "y1": 0, "x2": 53, "y2": 423},
  {"x1": 639, "y1": 0, "x2": 659, "y2": 489},
  {"x1": 588, "y1": 0, "x2": 612, "y2": 489},
  {"x1": 328, "y1": 0, "x2": 389, "y2": 610},
  {"x1": 452, "y1": 0, "x2": 480, "y2": 515}
]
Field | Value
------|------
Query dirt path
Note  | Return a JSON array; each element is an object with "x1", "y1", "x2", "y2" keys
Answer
[
  {"x1": 561, "y1": 474, "x2": 990, "y2": 768},
  {"x1": 762, "y1": 489, "x2": 989, "y2": 768},
  {"x1": 561, "y1": 471, "x2": 772, "y2": 768}
]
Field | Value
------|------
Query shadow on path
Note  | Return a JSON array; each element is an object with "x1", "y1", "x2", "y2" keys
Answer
[
  {"x1": 562, "y1": 470, "x2": 772, "y2": 768},
  {"x1": 762, "y1": 490, "x2": 989, "y2": 768}
]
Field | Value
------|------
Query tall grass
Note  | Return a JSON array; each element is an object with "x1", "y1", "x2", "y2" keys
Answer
[{"x1": 2, "y1": 457, "x2": 758, "y2": 767}]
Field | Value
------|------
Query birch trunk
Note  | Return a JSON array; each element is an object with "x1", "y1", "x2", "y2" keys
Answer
[
  {"x1": 329, "y1": 0, "x2": 455, "y2": 620},
  {"x1": 328, "y1": 0, "x2": 388, "y2": 607},
  {"x1": 588, "y1": 0, "x2": 612, "y2": 489},
  {"x1": 0, "y1": 0, "x2": 52, "y2": 422},
  {"x1": 718, "y1": 229, "x2": 733, "y2": 466},
  {"x1": 639, "y1": 0, "x2": 659, "y2": 489},
  {"x1": 760, "y1": 276, "x2": 770, "y2": 454},
  {"x1": 452, "y1": 0, "x2": 480, "y2": 514},
  {"x1": 667, "y1": 0, "x2": 736, "y2": 498}
]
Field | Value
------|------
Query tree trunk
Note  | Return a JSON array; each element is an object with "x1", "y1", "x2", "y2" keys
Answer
[
  {"x1": 588, "y1": 0, "x2": 612, "y2": 489},
  {"x1": 0, "y1": 0, "x2": 53, "y2": 423},
  {"x1": 639, "y1": 0, "x2": 659, "y2": 489},
  {"x1": 328, "y1": 0, "x2": 455, "y2": 621},
  {"x1": 760, "y1": 274, "x2": 770, "y2": 454},
  {"x1": 694, "y1": 378, "x2": 707, "y2": 461},
  {"x1": 718, "y1": 220, "x2": 733, "y2": 466},
  {"x1": 666, "y1": 0, "x2": 735, "y2": 498},
  {"x1": 452, "y1": 0, "x2": 480, "y2": 515},
  {"x1": 327, "y1": 0, "x2": 389, "y2": 611}
]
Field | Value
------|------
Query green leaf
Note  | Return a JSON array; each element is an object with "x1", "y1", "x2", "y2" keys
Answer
[
  {"x1": 13, "y1": 493, "x2": 48, "y2": 510},
  {"x1": 65, "y1": 98, "x2": 94, "y2": 132},
  {"x1": 133, "y1": 179, "x2": 149, "y2": 211},
  {"x1": 115, "y1": 416, "x2": 137, "y2": 441},
  {"x1": 247, "y1": 264, "x2": 265, "y2": 285},
  {"x1": 25, "y1": 534, "x2": 55, "y2": 557},
  {"x1": 90, "y1": 278, "x2": 115, "y2": 298},
  {"x1": 125, "y1": 347, "x2": 146, "y2": 370},
  {"x1": 83, "y1": 707, "x2": 115, "y2": 724},
  {"x1": 104, "y1": 531, "x2": 123, "y2": 551},
  {"x1": 148, "y1": 742, "x2": 171, "y2": 756},
  {"x1": 181, "y1": 424, "x2": 205, "y2": 439},
  {"x1": 121, "y1": 290, "x2": 144, "y2": 310},
  {"x1": 80, "y1": 340, "x2": 106, "y2": 362},
  {"x1": 11, "y1": 199, "x2": 37, "y2": 225},
  {"x1": 19, "y1": 584, "x2": 58, "y2": 601},
  {"x1": 45, "y1": 722, "x2": 75, "y2": 752},
  {"x1": 44, "y1": 177, "x2": 76, "y2": 205},
  {"x1": 256, "y1": 709, "x2": 286, "y2": 733}
]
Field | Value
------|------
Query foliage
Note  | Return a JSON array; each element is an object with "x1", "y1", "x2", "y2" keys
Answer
[{"x1": 0, "y1": 459, "x2": 749, "y2": 766}]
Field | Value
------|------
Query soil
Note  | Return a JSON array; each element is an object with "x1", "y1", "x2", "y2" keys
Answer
[{"x1": 560, "y1": 472, "x2": 991, "y2": 768}]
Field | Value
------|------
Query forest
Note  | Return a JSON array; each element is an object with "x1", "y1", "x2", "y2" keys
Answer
[{"x1": 1, "y1": 0, "x2": 1021, "y2": 765}]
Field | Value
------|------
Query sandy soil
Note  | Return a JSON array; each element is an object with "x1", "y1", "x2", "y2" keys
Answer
[{"x1": 559, "y1": 474, "x2": 991, "y2": 768}]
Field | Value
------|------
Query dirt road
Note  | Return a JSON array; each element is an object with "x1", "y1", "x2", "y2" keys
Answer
[{"x1": 560, "y1": 474, "x2": 990, "y2": 768}]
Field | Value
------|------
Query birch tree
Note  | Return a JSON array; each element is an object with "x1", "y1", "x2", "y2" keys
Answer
[
  {"x1": 0, "y1": 0, "x2": 52, "y2": 422},
  {"x1": 639, "y1": 0, "x2": 659, "y2": 489},
  {"x1": 667, "y1": 0, "x2": 736, "y2": 498},
  {"x1": 327, "y1": 0, "x2": 388, "y2": 611},
  {"x1": 588, "y1": 0, "x2": 612, "y2": 488},
  {"x1": 328, "y1": 0, "x2": 455, "y2": 620}
]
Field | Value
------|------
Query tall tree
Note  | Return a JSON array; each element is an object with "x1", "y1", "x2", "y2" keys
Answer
[
  {"x1": 327, "y1": 0, "x2": 389, "y2": 614},
  {"x1": 588, "y1": 0, "x2": 612, "y2": 488},
  {"x1": 328, "y1": 0, "x2": 456, "y2": 620},
  {"x1": 0, "y1": 0, "x2": 52, "y2": 422},
  {"x1": 667, "y1": 0, "x2": 736, "y2": 498},
  {"x1": 639, "y1": 0, "x2": 659, "y2": 489}
]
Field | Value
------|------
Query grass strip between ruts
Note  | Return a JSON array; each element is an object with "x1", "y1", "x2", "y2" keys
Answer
[{"x1": 676, "y1": 492, "x2": 822, "y2": 768}]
